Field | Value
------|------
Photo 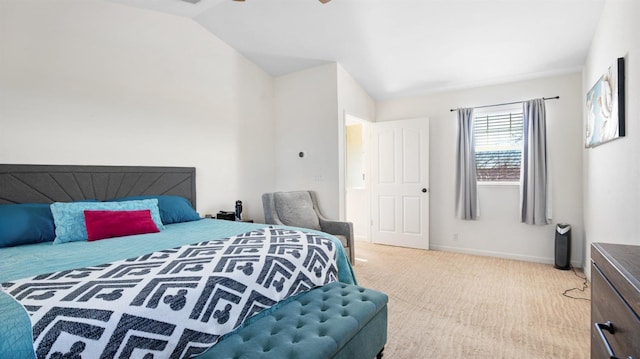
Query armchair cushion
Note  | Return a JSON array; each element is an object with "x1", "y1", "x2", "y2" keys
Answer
[
  {"x1": 273, "y1": 191, "x2": 321, "y2": 231},
  {"x1": 263, "y1": 190, "x2": 354, "y2": 264}
]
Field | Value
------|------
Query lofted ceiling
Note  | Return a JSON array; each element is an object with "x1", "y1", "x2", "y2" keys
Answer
[{"x1": 109, "y1": 0, "x2": 605, "y2": 100}]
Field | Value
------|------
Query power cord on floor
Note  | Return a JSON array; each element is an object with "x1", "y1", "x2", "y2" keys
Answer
[{"x1": 562, "y1": 265, "x2": 590, "y2": 301}]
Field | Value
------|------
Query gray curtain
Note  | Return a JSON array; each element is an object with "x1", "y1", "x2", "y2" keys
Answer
[
  {"x1": 455, "y1": 108, "x2": 478, "y2": 220},
  {"x1": 520, "y1": 99, "x2": 550, "y2": 225}
]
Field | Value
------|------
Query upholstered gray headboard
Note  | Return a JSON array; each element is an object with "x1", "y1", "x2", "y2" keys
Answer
[{"x1": 0, "y1": 164, "x2": 196, "y2": 207}]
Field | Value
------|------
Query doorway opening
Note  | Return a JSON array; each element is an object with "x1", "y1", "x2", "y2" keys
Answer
[{"x1": 345, "y1": 114, "x2": 371, "y2": 243}]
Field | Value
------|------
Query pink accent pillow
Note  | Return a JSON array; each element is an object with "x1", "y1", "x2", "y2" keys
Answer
[{"x1": 84, "y1": 210, "x2": 159, "y2": 241}]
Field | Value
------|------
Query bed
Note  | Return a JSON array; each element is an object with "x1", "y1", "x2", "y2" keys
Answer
[{"x1": 0, "y1": 164, "x2": 387, "y2": 359}]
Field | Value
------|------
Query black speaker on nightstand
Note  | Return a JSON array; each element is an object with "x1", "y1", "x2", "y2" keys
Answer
[{"x1": 554, "y1": 223, "x2": 571, "y2": 270}]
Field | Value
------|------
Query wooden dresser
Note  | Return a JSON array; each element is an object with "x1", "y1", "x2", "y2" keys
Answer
[{"x1": 591, "y1": 243, "x2": 640, "y2": 359}]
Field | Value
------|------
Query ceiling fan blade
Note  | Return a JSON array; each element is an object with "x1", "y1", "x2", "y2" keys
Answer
[
  {"x1": 233, "y1": 0, "x2": 328, "y2": 2},
  {"x1": 232, "y1": 0, "x2": 329, "y2": 3}
]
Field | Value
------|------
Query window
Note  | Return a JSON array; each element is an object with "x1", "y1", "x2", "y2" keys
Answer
[{"x1": 474, "y1": 108, "x2": 523, "y2": 182}]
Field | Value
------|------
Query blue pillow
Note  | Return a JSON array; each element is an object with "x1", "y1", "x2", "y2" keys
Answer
[
  {"x1": 113, "y1": 195, "x2": 200, "y2": 225},
  {"x1": 50, "y1": 199, "x2": 164, "y2": 244},
  {"x1": 0, "y1": 203, "x2": 55, "y2": 248}
]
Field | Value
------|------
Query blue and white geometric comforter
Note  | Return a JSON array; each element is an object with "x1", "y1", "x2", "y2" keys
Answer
[{"x1": 1, "y1": 227, "x2": 337, "y2": 358}]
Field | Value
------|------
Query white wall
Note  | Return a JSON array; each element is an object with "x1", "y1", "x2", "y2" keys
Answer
[
  {"x1": 0, "y1": 0, "x2": 275, "y2": 221},
  {"x1": 0, "y1": 1, "x2": 376, "y2": 225},
  {"x1": 582, "y1": 0, "x2": 640, "y2": 278},
  {"x1": 337, "y1": 63, "x2": 376, "y2": 220},
  {"x1": 377, "y1": 73, "x2": 585, "y2": 266},
  {"x1": 273, "y1": 63, "x2": 374, "y2": 220},
  {"x1": 273, "y1": 64, "x2": 340, "y2": 217}
]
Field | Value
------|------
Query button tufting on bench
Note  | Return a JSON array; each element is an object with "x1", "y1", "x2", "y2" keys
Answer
[{"x1": 202, "y1": 281, "x2": 388, "y2": 359}]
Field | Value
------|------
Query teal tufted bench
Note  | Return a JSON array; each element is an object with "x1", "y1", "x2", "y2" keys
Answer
[{"x1": 199, "y1": 282, "x2": 388, "y2": 359}]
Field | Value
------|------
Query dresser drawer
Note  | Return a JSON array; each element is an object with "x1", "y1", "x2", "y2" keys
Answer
[{"x1": 591, "y1": 262, "x2": 640, "y2": 359}]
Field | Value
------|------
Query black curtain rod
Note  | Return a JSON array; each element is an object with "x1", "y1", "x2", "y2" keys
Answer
[{"x1": 449, "y1": 96, "x2": 560, "y2": 112}]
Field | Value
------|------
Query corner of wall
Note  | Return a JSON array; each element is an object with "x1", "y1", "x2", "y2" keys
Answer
[{"x1": 581, "y1": 0, "x2": 640, "y2": 278}]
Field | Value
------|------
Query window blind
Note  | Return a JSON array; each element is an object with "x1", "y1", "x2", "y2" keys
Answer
[
  {"x1": 474, "y1": 112, "x2": 523, "y2": 182},
  {"x1": 474, "y1": 112, "x2": 523, "y2": 148}
]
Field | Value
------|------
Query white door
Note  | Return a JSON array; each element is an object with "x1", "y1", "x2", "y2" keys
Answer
[{"x1": 371, "y1": 118, "x2": 429, "y2": 249}]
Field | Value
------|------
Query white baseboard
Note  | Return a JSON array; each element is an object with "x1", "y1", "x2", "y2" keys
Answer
[{"x1": 429, "y1": 244, "x2": 583, "y2": 269}]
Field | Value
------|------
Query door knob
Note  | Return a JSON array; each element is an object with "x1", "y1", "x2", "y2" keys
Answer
[{"x1": 422, "y1": 188, "x2": 428, "y2": 193}]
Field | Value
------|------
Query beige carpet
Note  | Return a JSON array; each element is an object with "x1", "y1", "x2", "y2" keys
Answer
[{"x1": 352, "y1": 241, "x2": 590, "y2": 359}]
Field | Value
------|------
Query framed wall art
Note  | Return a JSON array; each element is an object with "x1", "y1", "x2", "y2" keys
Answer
[{"x1": 585, "y1": 57, "x2": 625, "y2": 148}]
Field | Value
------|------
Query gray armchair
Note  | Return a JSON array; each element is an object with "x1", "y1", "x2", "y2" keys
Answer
[{"x1": 262, "y1": 191, "x2": 354, "y2": 264}]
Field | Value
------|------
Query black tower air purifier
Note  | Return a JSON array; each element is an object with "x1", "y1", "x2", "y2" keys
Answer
[{"x1": 554, "y1": 223, "x2": 571, "y2": 270}]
